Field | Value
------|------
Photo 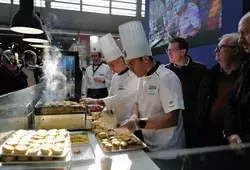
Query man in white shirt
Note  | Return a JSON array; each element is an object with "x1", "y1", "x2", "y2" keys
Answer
[
  {"x1": 82, "y1": 36, "x2": 112, "y2": 99},
  {"x1": 116, "y1": 21, "x2": 185, "y2": 170},
  {"x1": 84, "y1": 33, "x2": 138, "y2": 124}
]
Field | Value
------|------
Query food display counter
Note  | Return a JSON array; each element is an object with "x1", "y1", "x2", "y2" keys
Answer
[{"x1": 0, "y1": 84, "x2": 160, "y2": 170}]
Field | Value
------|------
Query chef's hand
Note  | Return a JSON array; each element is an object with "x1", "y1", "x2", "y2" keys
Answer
[
  {"x1": 94, "y1": 77, "x2": 105, "y2": 83},
  {"x1": 227, "y1": 134, "x2": 242, "y2": 144},
  {"x1": 115, "y1": 119, "x2": 139, "y2": 134}
]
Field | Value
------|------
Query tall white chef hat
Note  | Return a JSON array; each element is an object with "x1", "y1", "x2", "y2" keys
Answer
[
  {"x1": 99, "y1": 33, "x2": 123, "y2": 63},
  {"x1": 90, "y1": 35, "x2": 101, "y2": 54},
  {"x1": 118, "y1": 21, "x2": 152, "y2": 60}
]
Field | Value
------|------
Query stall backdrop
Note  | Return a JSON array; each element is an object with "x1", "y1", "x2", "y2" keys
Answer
[{"x1": 143, "y1": 0, "x2": 243, "y2": 69}]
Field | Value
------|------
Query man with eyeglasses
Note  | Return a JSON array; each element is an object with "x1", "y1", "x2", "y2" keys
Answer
[
  {"x1": 224, "y1": 12, "x2": 250, "y2": 146},
  {"x1": 165, "y1": 37, "x2": 207, "y2": 148},
  {"x1": 115, "y1": 21, "x2": 185, "y2": 170}
]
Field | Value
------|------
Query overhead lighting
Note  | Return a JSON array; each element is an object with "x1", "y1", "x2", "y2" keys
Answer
[
  {"x1": 10, "y1": 0, "x2": 43, "y2": 34},
  {"x1": 0, "y1": 42, "x2": 2, "y2": 45},
  {"x1": 73, "y1": 38, "x2": 76, "y2": 40},
  {"x1": 23, "y1": 31, "x2": 49, "y2": 43},
  {"x1": 30, "y1": 44, "x2": 51, "y2": 48}
]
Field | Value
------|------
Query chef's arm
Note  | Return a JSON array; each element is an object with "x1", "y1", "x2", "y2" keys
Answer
[{"x1": 139, "y1": 110, "x2": 179, "y2": 129}]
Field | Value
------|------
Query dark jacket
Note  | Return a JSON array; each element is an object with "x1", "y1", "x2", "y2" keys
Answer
[
  {"x1": 166, "y1": 56, "x2": 207, "y2": 147},
  {"x1": 194, "y1": 64, "x2": 240, "y2": 147},
  {"x1": 0, "y1": 66, "x2": 28, "y2": 96},
  {"x1": 224, "y1": 54, "x2": 250, "y2": 142}
]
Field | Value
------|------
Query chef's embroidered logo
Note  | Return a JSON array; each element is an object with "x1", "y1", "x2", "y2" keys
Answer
[
  {"x1": 93, "y1": 47, "x2": 96, "y2": 51},
  {"x1": 149, "y1": 86, "x2": 156, "y2": 90}
]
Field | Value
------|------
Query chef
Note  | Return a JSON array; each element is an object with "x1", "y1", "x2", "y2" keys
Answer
[
  {"x1": 82, "y1": 36, "x2": 112, "y2": 99},
  {"x1": 116, "y1": 21, "x2": 185, "y2": 170},
  {"x1": 84, "y1": 33, "x2": 138, "y2": 124}
]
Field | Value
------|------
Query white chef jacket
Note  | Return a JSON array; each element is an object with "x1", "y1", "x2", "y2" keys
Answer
[
  {"x1": 179, "y1": 3, "x2": 200, "y2": 38},
  {"x1": 82, "y1": 63, "x2": 112, "y2": 96},
  {"x1": 103, "y1": 68, "x2": 138, "y2": 123},
  {"x1": 136, "y1": 63, "x2": 185, "y2": 159}
]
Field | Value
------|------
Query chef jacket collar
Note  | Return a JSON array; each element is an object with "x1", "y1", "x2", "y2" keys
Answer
[
  {"x1": 118, "y1": 67, "x2": 129, "y2": 75},
  {"x1": 146, "y1": 61, "x2": 161, "y2": 76}
]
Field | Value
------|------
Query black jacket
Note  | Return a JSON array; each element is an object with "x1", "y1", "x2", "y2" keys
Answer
[
  {"x1": 166, "y1": 56, "x2": 207, "y2": 147},
  {"x1": 224, "y1": 54, "x2": 250, "y2": 142},
  {"x1": 194, "y1": 64, "x2": 240, "y2": 147},
  {"x1": 0, "y1": 66, "x2": 28, "y2": 96}
]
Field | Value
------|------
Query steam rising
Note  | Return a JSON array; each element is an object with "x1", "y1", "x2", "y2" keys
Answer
[{"x1": 42, "y1": 47, "x2": 67, "y2": 101}]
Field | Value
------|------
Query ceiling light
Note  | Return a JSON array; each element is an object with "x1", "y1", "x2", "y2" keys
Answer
[
  {"x1": 10, "y1": 0, "x2": 43, "y2": 34},
  {"x1": 23, "y1": 31, "x2": 49, "y2": 43},
  {"x1": 30, "y1": 44, "x2": 51, "y2": 48},
  {"x1": 73, "y1": 38, "x2": 76, "y2": 40}
]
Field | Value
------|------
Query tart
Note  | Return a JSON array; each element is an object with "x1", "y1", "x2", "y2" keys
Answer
[
  {"x1": 51, "y1": 147, "x2": 63, "y2": 155},
  {"x1": 2, "y1": 144, "x2": 14, "y2": 153},
  {"x1": 14, "y1": 145, "x2": 28, "y2": 154}
]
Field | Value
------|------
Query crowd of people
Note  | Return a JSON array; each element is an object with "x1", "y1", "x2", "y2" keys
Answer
[{"x1": 82, "y1": 12, "x2": 250, "y2": 170}]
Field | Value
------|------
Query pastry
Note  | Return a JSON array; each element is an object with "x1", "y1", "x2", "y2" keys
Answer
[
  {"x1": 14, "y1": 145, "x2": 28, "y2": 154},
  {"x1": 46, "y1": 135, "x2": 56, "y2": 140},
  {"x1": 29, "y1": 144, "x2": 40, "y2": 148},
  {"x1": 6, "y1": 140, "x2": 18, "y2": 147},
  {"x1": 98, "y1": 132, "x2": 107, "y2": 139},
  {"x1": 54, "y1": 137, "x2": 65, "y2": 143},
  {"x1": 27, "y1": 148, "x2": 39, "y2": 155},
  {"x1": 32, "y1": 140, "x2": 42, "y2": 145},
  {"x1": 32, "y1": 135, "x2": 43, "y2": 140},
  {"x1": 102, "y1": 139, "x2": 109, "y2": 142},
  {"x1": 43, "y1": 144, "x2": 53, "y2": 149},
  {"x1": 111, "y1": 138, "x2": 118, "y2": 143},
  {"x1": 17, "y1": 156, "x2": 29, "y2": 161},
  {"x1": 2, "y1": 144, "x2": 14, "y2": 153},
  {"x1": 104, "y1": 143, "x2": 112, "y2": 152},
  {"x1": 112, "y1": 141, "x2": 120, "y2": 151},
  {"x1": 55, "y1": 143, "x2": 65, "y2": 149},
  {"x1": 40, "y1": 147, "x2": 51, "y2": 155},
  {"x1": 51, "y1": 147, "x2": 63, "y2": 155},
  {"x1": 18, "y1": 141, "x2": 30, "y2": 146},
  {"x1": 72, "y1": 148, "x2": 81, "y2": 154},
  {"x1": 120, "y1": 141, "x2": 128, "y2": 149},
  {"x1": 43, "y1": 140, "x2": 54, "y2": 144}
]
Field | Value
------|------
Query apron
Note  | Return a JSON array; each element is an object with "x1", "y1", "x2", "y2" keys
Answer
[{"x1": 87, "y1": 88, "x2": 108, "y2": 99}]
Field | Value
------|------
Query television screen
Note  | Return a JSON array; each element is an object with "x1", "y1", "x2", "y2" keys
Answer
[{"x1": 149, "y1": 0, "x2": 222, "y2": 55}]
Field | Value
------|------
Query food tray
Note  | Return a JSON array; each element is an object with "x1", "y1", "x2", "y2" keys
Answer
[
  {"x1": 0, "y1": 129, "x2": 71, "y2": 161},
  {"x1": 0, "y1": 149, "x2": 72, "y2": 165},
  {"x1": 95, "y1": 133, "x2": 147, "y2": 153},
  {"x1": 35, "y1": 99, "x2": 87, "y2": 115},
  {"x1": 70, "y1": 132, "x2": 89, "y2": 145}
]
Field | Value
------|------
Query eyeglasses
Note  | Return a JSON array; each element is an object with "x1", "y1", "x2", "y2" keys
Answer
[
  {"x1": 166, "y1": 49, "x2": 181, "y2": 53},
  {"x1": 215, "y1": 45, "x2": 237, "y2": 53}
]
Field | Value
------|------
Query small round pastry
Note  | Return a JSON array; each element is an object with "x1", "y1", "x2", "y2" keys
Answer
[
  {"x1": 32, "y1": 140, "x2": 42, "y2": 145},
  {"x1": 111, "y1": 138, "x2": 118, "y2": 143},
  {"x1": 102, "y1": 139, "x2": 109, "y2": 142},
  {"x1": 32, "y1": 135, "x2": 43, "y2": 140},
  {"x1": 2, "y1": 144, "x2": 14, "y2": 153},
  {"x1": 43, "y1": 140, "x2": 54, "y2": 144},
  {"x1": 72, "y1": 148, "x2": 81, "y2": 154},
  {"x1": 6, "y1": 140, "x2": 18, "y2": 147},
  {"x1": 14, "y1": 145, "x2": 28, "y2": 154},
  {"x1": 58, "y1": 129, "x2": 67, "y2": 133},
  {"x1": 40, "y1": 147, "x2": 51, "y2": 155},
  {"x1": 37, "y1": 132, "x2": 47, "y2": 138},
  {"x1": 112, "y1": 141, "x2": 120, "y2": 151},
  {"x1": 46, "y1": 135, "x2": 55, "y2": 140},
  {"x1": 54, "y1": 137, "x2": 65, "y2": 143},
  {"x1": 101, "y1": 141, "x2": 110, "y2": 146},
  {"x1": 42, "y1": 144, "x2": 53, "y2": 149},
  {"x1": 37, "y1": 129, "x2": 47, "y2": 134},
  {"x1": 98, "y1": 132, "x2": 107, "y2": 139},
  {"x1": 29, "y1": 143, "x2": 40, "y2": 148},
  {"x1": 16, "y1": 130, "x2": 27, "y2": 136},
  {"x1": 48, "y1": 129, "x2": 58, "y2": 133},
  {"x1": 18, "y1": 141, "x2": 30, "y2": 146},
  {"x1": 27, "y1": 148, "x2": 39, "y2": 155},
  {"x1": 17, "y1": 156, "x2": 29, "y2": 161},
  {"x1": 58, "y1": 131, "x2": 68, "y2": 137},
  {"x1": 51, "y1": 147, "x2": 63, "y2": 155},
  {"x1": 120, "y1": 141, "x2": 128, "y2": 149},
  {"x1": 104, "y1": 143, "x2": 112, "y2": 152},
  {"x1": 1, "y1": 156, "x2": 16, "y2": 162},
  {"x1": 55, "y1": 143, "x2": 65, "y2": 149}
]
